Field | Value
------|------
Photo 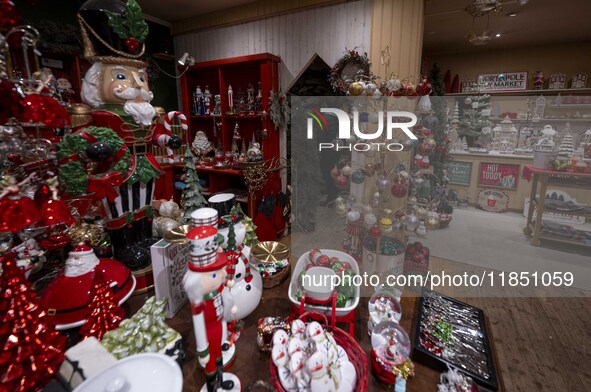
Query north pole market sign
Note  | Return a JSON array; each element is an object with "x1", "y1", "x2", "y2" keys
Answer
[{"x1": 477, "y1": 72, "x2": 528, "y2": 92}]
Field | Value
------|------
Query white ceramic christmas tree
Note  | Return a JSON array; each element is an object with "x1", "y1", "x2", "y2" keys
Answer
[{"x1": 557, "y1": 131, "x2": 575, "y2": 159}]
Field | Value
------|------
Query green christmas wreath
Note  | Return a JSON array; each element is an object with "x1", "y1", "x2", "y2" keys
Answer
[
  {"x1": 57, "y1": 127, "x2": 131, "y2": 196},
  {"x1": 329, "y1": 49, "x2": 374, "y2": 95}
]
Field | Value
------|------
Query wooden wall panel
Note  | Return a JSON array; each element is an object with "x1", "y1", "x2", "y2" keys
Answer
[{"x1": 174, "y1": 0, "x2": 372, "y2": 90}]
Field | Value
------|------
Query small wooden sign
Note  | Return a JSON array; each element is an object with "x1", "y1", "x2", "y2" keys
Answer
[
  {"x1": 477, "y1": 72, "x2": 527, "y2": 92},
  {"x1": 461, "y1": 80, "x2": 476, "y2": 93},
  {"x1": 571, "y1": 72, "x2": 588, "y2": 89},
  {"x1": 478, "y1": 162, "x2": 519, "y2": 189},
  {"x1": 549, "y1": 73, "x2": 566, "y2": 89},
  {"x1": 447, "y1": 161, "x2": 472, "y2": 185},
  {"x1": 477, "y1": 189, "x2": 509, "y2": 212}
]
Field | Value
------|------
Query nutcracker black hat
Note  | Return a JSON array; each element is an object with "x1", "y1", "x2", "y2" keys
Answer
[{"x1": 78, "y1": 0, "x2": 149, "y2": 67}]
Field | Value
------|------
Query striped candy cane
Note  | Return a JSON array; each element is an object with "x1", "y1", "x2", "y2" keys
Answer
[{"x1": 163, "y1": 111, "x2": 187, "y2": 160}]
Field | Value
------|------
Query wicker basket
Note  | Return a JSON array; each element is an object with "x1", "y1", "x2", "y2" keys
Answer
[
  {"x1": 269, "y1": 311, "x2": 368, "y2": 391},
  {"x1": 262, "y1": 264, "x2": 290, "y2": 289}
]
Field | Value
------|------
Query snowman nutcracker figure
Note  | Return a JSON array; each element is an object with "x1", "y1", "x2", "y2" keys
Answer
[
  {"x1": 62, "y1": 0, "x2": 182, "y2": 269},
  {"x1": 183, "y1": 225, "x2": 241, "y2": 392}
]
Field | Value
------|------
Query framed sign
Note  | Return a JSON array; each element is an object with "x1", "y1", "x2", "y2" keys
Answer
[
  {"x1": 571, "y1": 72, "x2": 588, "y2": 89},
  {"x1": 447, "y1": 161, "x2": 473, "y2": 185},
  {"x1": 461, "y1": 80, "x2": 475, "y2": 93},
  {"x1": 477, "y1": 189, "x2": 509, "y2": 212},
  {"x1": 549, "y1": 73, "x2": 566, "y2": 89},
  {"x1": 478, "y1": 162, "x2": 519, "y2": 189},
  {"x1": 41, "y1": 58, "x2": 64, "y2": 69},
  {"x1": 477, "y1": 72, "x2": 527, "y2": 92}
]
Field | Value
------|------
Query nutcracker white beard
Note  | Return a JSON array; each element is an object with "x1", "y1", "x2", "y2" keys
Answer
[{"x1": 122, "y1": 100, "x2": 156, "y2": 127}]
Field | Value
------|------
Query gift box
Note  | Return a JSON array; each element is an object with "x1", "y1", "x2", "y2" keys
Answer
[{"x1": 150, "y1": 239, "x2": 190, "y2": 318}]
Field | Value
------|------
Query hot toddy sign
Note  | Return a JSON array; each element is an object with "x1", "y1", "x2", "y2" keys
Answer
[
  {"x1": 478, "y1": 162, "x2": 519, "y2": 189},
  {"x1": 477, "y1": 72, "x2": 528, "y2": 92}
]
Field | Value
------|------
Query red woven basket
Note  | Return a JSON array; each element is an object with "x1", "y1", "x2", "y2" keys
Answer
[{"x1": 269, "y1": 311, "x2": 368, "y2": 391}]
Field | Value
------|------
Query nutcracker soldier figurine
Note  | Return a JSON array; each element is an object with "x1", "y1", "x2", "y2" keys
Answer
[
  {"x1": 64, "y1": 0, "x2": 182, "y2": 268},
  {"x1": 183, "y1": 225, "x2": 241, "y2": 392}
]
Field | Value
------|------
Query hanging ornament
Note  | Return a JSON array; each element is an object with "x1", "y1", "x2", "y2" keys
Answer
[
  {"x1": 415, "y1": 78, "x2": 432, "y2": 96},
  {"x1": 376, "y1": 175, "x2": 391, "y2": 191},
  {"x1": 393, "y1": 219, "x2": 403, "y2": 231},
  {"x1": 364, "y1": 211, "x2": 377, "y2": 227},
  {"x1": 341, "y1": 164, "x2": 352, "y2": 176},
  {"x1": 365, "y1": 162, "x2": 375, "y2": 175},
  {"x1": 330, "y1": 166, "x2": 341, "y2": 179},
  {"x1": 426, "y1": 215, "x2": 440, "y2": 230},
  {"x1": 335, "y1": 174, "x2": 349, "y2": 189},
  {"x1": 371, "y1": 193, "x2": 380, "y2": 209},
  {"x1": 464, "y1": 97, "x2": 472, "y2": 105},
  {"x1": 379, "y1": 217, "x2": 393, "y2": 232},
  {"x1": 366, "y1": 82, "x2": 378, "y2": 95},
  {"x1": 402, "y1": 81, "x2": 415, "y2": 95},
  {"x1": 369, "y1": 225, "x2": 382, "y2": 238},
  {"x1": 349, "y1": 81, "x2": 364, "y2": 96},
  {"x1": 351, "y1": 170, "x2": 365, "y2": 184},
  {"x1": 405, "y1": 213, "x2": 420, "y2": 230},
  {"x1": 408, "y1": 196, "x2": 418, "y2": 205},
  {"x1": 414, "y1": 206, "x2": 428, "y2": 220},
  {"x1": 390, "y1": 179, "x2": 408, "y2": 198},
  {"x1": 346, "y1": 209, "x2": 361, "y2": 222}
]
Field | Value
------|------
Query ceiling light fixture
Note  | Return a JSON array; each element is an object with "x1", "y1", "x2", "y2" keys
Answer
[
  {"x1": 495, "y1": 33, "x2": 501, "y2": 37},
  {"x1": 467, "y1": 31, "x2": 492, "y2": 45},
  {"x1": 507, "y1": 12, "x2": 518, "y2": 17},
  {"x1": 466, "y1": 0, "x2": 503, "y2": 17}
]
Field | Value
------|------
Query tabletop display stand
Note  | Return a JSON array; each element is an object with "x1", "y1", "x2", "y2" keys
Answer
[{"x1": 522, "y1": 164, "x2": 591, "y2": 247}]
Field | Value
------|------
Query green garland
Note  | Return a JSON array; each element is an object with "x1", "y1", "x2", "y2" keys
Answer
[
  {"x1": 57, "y1": 127, "x2": 131, "y2": 196},
  {"x1": 329, "y1": 49, "x2": 373, "y2": 95}
]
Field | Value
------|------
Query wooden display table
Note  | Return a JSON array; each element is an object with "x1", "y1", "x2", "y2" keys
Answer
[{"x1": 522, "y1": 164, "x2": 591, "y2": 246}]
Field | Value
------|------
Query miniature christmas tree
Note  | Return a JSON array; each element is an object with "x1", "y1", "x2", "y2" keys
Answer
[
  {"x1": 428, "y1": 62, "x2": 446, "y2": 96},
  {"x1": 101, "y1": 297, "x2": 181, "y2": 359},
  {"x1": 0, "y1": 253, "x2": 66, "y2": 392},
  {"x1": 181, "y1": 148, "x2": 208, "y2": 223},
  {"x1": 80, "y1": 269, "x2": 125, "y2": 340},
  {"x1": 557, "y1": 131, "x2": 575, "y2": 159},
  {"x1": 231, "y1": 203, "x2": 259, "y2": 247},
  {"x1": 458, "y1": 95, "x2": 492, "y2": 146}
]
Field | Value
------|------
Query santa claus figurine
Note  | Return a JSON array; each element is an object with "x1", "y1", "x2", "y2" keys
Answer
[
  {"x1": 40, "y1": 243, "x2": 135, "y2": 330},
  {"x1": 183, "y1": 225, "x2": 241, "y2": 392},
  {"x1": 68, "y1": 0, "x2": 182, "y2": 268}
]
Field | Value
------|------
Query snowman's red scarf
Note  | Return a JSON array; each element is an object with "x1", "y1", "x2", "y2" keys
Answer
[{"x1": 225, "y1": 245, "x2": 252, "y2": 283}]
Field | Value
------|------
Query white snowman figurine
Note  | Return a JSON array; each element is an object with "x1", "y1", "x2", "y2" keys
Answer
[
  {"x1": 306, "y1": 322, "x2": 337, "y2": 364},
  {"x1": 307, "y1": 351, "x2": 336, "y2": 392},
  {"x1": 290, "y1": 351, "x2": 311, "y2": 392},
  {"x1": 292, "y1": 319, "x2": 307, "y2": 340},
  {"x1": 191, "y1": 205, "x2": 263, "y2": 322},
  {"x1": 288, "y1": 337, "x2": 305, "y2": 357},
  {"x1": 272, "y1": 329, "x2": 289, "y2": 349},
  {"x1": 272, "y1": 344, "x2": 297, "y2": 391}
]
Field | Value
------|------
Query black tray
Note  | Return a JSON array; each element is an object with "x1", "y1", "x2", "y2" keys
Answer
[{"x1": 412, "y1": 290, "x2": 499, "y2": 390}]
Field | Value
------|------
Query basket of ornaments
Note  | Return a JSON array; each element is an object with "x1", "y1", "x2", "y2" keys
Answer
[
  {"x1": 403, "y1": 241, "x2": 429, "y2": 276},
  {"x1": 270, "y1": 312, "x2": 368, "y2": 392},
  {"x1": 288, "y1": 249, "x2": 360, "y2": 317}
]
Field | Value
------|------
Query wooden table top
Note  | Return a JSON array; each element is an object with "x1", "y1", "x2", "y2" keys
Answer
[{"x1": 128, "y1": 274, "x2": 485, "y2": 391}]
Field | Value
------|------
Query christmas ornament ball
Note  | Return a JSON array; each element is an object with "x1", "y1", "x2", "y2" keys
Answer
[
  {"x1": 408, "y1": 196, "x2": 417, "y2": 205},
  {"x1": 464, "y1": 97, "x2": 472, "y2": 105},
  {"x1": 425, "y1": 138, "x2": 437, "y2": 148},
  {"x1": 335, "y1": 174, "x2": 349, "y2": 189},
  {"x1": 426, "y1": 215, "x2": 440, "y2": 230},
  {"x1": 405, "y1": 213, "x2": 420, "y2": 230},
  {"x1": 85, "y1": 141, "x2": 113, "y2": 161},
  {"x1": 159, "y1": 199, "x2": 180, "y2": 218},
  {"x1": 346, "y1": 210, "x2": 361, "y2": 222},
  {"x1": 364, "y1": 212, "x2": 377, "y2": 226},
  {"x1": 376, "y1": 175, "x2": 391, "y2": 191},
  {"x1": 351, "y1": 170, "x2": 365, "y2": 184},
  {"x1": 341, "y1": 165, "x2": 353, "y2": 176},
  {"x1": 369, "y1": 225, "x2": 382, "y2": 238},
  {"x1": 330, "y1": 166, "x2": 341, "y2": 179},
  {"x1": 379, "y1": 217, "x2": 393, "y2": 232},
  {"x1": 349, "y1": 81, "x2": 364, "y2": 96},
  {"x1": 414, "y1": 206, "x2": 428, "y2": 220}
]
